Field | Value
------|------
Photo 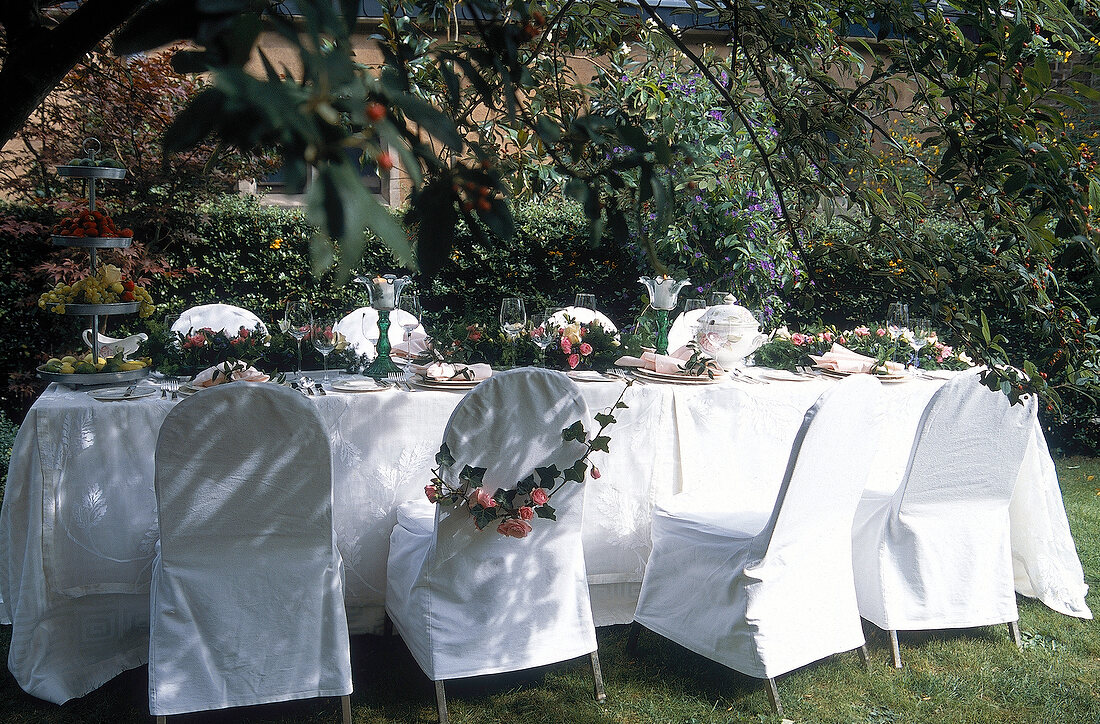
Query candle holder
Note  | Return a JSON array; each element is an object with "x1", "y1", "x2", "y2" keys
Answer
[
  {"x1": 639, "y1": 275, "x2": 690, "y2": 355},
  {"x1": 356, "y1": 274, "x2": 410, "y2": 379}
]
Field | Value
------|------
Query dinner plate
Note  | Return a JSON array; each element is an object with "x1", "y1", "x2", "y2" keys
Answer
[
  {"x1": 330, "y1": 379, "x2": 388, "y2": 393},
  {"x1": 87, "y1": 387, "x2": 157, "y2": 402},
  {"x1": 920, "y1": 369, "x2": 958, "y2": 379},
  {"x1": 412, "y1": 375, "x2": 484, "y2": 390},
  {"x1": 756, "y1": 369, "x2": 815, "y2": 382},
  {"x1": 631, "y1": 368, "x2": 724, "y2": 385},
  {"x1": 567, "y1": 370, "x2": 611, "y2": 382}
]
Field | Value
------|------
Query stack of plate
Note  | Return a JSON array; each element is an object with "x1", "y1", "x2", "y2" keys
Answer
[
  {"x1": 628, "y1": 367, "x2": 725, "y2": 385},
  {"x1": 412, "y1": 374, "x2": 484, "y2": 390},
  {"x1": 331, "y1": 379, "x2": 387, "y2": 393},
  {"x1": 814, "y1": 367, "x2": 911, "y2": 383},
  {"x1": 87, "y1": 387, "x2": 157, "y2": 402}
]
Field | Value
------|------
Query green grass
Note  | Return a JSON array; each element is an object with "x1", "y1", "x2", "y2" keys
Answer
[{"x1": 2, "y1": 457, "x2": 1099, "y2": 723}]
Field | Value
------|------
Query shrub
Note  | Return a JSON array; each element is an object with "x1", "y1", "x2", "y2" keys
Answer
[{"x1": 0, "y1": 408, "x2": 18, "y2": 501}]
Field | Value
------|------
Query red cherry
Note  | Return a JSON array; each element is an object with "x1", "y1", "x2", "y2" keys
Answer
[
  {"x1": 366, "y1": 102, "x2": 386, "y2": 122},
  {"x1": 376, "y1": 152, "x2": 394, "y2": 172},
  {"x1": 122, "y1": 280, "x2": 135, "y2": 292}
]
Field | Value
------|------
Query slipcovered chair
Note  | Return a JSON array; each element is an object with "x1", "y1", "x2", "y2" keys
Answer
[
  {"x1": 333, "y1": 306, "x2": 425, "y2": 357},
  {"x1": 170, "y1": 303, "x2": 268, "y2": 338},
  {"x1": 148, "y1": 383, "x2": 352, "y2": 722},
  {"x1": 666, "y1": 308, "x2": 707, "y2": 351},
  {"x1": 851, "y1": 372, "x2": 1037, "y2": 667},
  {"x1": 631, "y1": 374, "x2": 883, "y2": 715},
  {"x1": 386, "y1": 368, "x2": 604, "y2": 723},
  {"x1": 548, "y1": 305, "x2": 618, "y2": 333}
]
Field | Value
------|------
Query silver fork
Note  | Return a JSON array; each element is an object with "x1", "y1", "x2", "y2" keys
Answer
[{"x1": 387, "y1": 372, "x2": 408, "y2": 391}]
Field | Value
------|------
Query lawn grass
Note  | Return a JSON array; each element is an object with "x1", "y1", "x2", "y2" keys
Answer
[{"x1": 1, "y1": 457, "x2": 1098, "y2": 723}]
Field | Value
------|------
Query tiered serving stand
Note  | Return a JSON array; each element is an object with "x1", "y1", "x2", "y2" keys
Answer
[{"x1": 37, "y1": 141, "x2": 150, "y2": 386}]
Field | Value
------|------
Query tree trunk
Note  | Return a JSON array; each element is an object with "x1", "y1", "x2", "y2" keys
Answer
[{"x1": 0, "y1": 0, "x2": 147, "y2": 146}]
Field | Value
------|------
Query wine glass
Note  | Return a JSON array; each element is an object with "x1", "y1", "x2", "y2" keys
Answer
[
  {"x1": 683, "y1": 298, "x2": 706, "y2": 312},
  {"x1": 909, "y1": 317, "x2": 933, "y2": 355},
  {"x1": 500, "y1": 297, "x2": 526, "y2": 340},
  {"x1": 530, "y1": 308, "x2": 559, "y2": 364},
  {"x1": 887, "y1": 302, "x2": 909, "y2": 339},
  {"x1": 284, "y1": 300, "x2": 312, "y2": 378},
  {"x1": 574, "y1": 293, "x2": 596, "y2": 311},
  {"x1": 311, "y1": 314, "x2": 337, "y2": 384},
  {"x1": 709, "y1": 291, "x2": 729, "y2": 306},
  {"x1": 397, "y1": 292, "x2": 422, "y2": 374}
]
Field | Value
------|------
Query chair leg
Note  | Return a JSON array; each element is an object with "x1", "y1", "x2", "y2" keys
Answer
[
  {"x1": 626, "y1": 620, "x2": 642, "y2": 654},
  {"x1": 590, "y1": 650, "x2": 607, "y2": 702},
  {"x1": 434, "y1": 680, "x2": 449, "y2": 724},
  {"x1": 156, "y1": 717, "x2": 166, "y2": 724},
  {"x1": 888, "y1": 630, "x2": 902, "y2": 668},
  {"x1": 765, "y1": 677, "x2": 783, "y2": 716},
  {"x1": 1008, "y1": 620, "x2": 1023, "y2": 650},
  {"x1": 858, "y1": 644, "x2": 871, "y2": 671},
  {"x1": 341, "y1": 694, "x2": 352, "y2": 724}
]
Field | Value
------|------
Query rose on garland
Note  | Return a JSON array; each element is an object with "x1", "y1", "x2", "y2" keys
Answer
[
  {"x1": 539, "y1": 316, "x2": 620, "y2": 371},
  {"x1": 424, "y1": 381, "x2": 631, "y2": 538},
  {"x1": 754, "y1": 323, "x2": 974, "y2": 372}
]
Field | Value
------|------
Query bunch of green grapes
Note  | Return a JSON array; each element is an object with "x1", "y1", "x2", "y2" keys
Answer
[{"x1": 133, "y1": 285, "x2": 155, "y2": 317}]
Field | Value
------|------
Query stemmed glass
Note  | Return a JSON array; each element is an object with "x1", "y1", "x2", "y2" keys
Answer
[
  {"x1": 887, "y1": 302, "x2": 909, "y2": 339},
  {"x1": 530, "y1": 308, "x2": 558, "y2": 365},
  {"x1": 398, "y1": 292, "x2": 422, "y2": 374},
  {"x1": 909, "y1": 317, "x2": 933, "y2": 360},
  {"x1": 683, "y1": 298, "x2": 706, "y2": 312},
  {"x1": 500, "y1": 297, "x2": 526, "y2": 340},
  {"x1": 311, "y1": 314, "x2": 337, "y2": 384},
  {"x1": 574, "y1": 293, "x2": 596, "y2": 310},
  {"x1": 284, "y1": 300, "x2": 312, "y2": 378}
]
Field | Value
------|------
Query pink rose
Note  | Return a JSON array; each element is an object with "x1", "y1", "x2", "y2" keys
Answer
[
  {"x1": 424, "y1": 484, "x2": 438, "y2": 502},
  {"x1": 791, "y1": 333, "x2": 805, "y2": 345},
  {"x1": 579, "y1": 342, "x2": 593, "y2": 356},
  {"x1": 837, "y1": 336, "x2": 847, "y2": 344},
  {"x1": 823, "y1": 331, "x2": 833, "y2": 342},
  {"x1": 941, "y1": 345, "x2": 953, "y2": 357},
  {"x1": 530, "y1": 488, "x2": 549, "y2": 505},
  {"x1": 560, "y1": 337, "x2": 572, "y2": 354},
  {"x1": 854, "y1": 326, "x2": 870, "y2": 337},
  {"x1": 519, "y1": 506, "x2": 535, "y2": 520},
  {"x1": 936, "y1": 355, "x2": 944, "y2": 363},
  {"x1": 567, "y1": 353, "x2": 581, "y2": 369},
  {"x1": 591, "y1": 466, "x2": 601, "y2": 479},
  {"x1": 466, "y1": 324, "x2": 482, "y2": 341},
  {"x1": 188, "y1": 333, "x2": 206, "y2": 347},
  {"x1": 469, "y1": 486, "x2": 497, "y2": 509},
  {"x1": 497, "y1": 518, "x2": 532, "y2": 538},
  {"x1": 876, "y1": 328, "x2": 887, "y2": 337},
  {"x1": 238, "y1": 326, "x2": 250, "y2": 339}
]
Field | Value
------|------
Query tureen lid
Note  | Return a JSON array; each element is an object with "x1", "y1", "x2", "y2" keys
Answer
[{"x1": 697, "y1": 294, "x2": 759, "y2": 328}]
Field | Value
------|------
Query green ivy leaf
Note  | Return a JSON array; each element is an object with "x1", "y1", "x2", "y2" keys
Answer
[
  {"x1": 436, "y1": 443, "x2": 455, "y2": 467},
  {"x1": 562, "y1": 420, "x2": 586, "y2": 442},
  {"x1": 589, "y1": 435, "x2": 611, "y2": 453},
  {"x1": 536, "y1": 465, "x2": 559, "y2": 486},
  {"x1": 535, "y1": 504, "x2": 557, "y2": 520},
  {"x1": 459, "y1": 465, "x2": 486, "y2": 486},
  {"x1": 594, "y1": 411, "x2": 615, "y2": 427},
  {"x1": 564, "y1": 459, "x2": 588, "y2": 483}
]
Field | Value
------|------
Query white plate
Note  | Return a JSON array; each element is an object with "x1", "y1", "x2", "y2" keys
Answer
[
  {"x1": 567, "y1": 370, "x2": 611, "y2": 382},
  {"x1": 631, "y1": 368, "x2": 724, "y2": 385},
  {"x1": 331, "y1": 379, "x2": 387, "y2": 393},
  {"x1": 412, "y1": 375, "x2": 484, "y2": 389},
  {"x1": 920, "y1": 369, "x2": 958, "y2": 379},
  {"x1": 88, "y1": 387, "x2": 157, "y2": 402},
  {"x1": 756, "y1": 369, "x2": 814, "y2": 382}
]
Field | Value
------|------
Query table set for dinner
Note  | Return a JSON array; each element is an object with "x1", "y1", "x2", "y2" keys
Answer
[{"x1": 0, "y1": 277, "x2": 1093, "y2": 706}]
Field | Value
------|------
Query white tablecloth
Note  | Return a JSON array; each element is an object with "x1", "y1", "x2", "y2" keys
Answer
[{"x1": 0, "y1": 371, "x2": 1091, "y2": 704}]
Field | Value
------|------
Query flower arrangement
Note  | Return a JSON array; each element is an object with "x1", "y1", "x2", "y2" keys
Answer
[
  {"x1": 539, "y1": 316, "x2": 621, "y2": 371},
  {"x1": 153, "y1": 323, "x2": 269, "y2": 375},
  {"x1": 754, "y1": 323, "x2": 975, "y2": 372},
  {"x1": 424, "y1": 382, "x2": 631, "y2": 538}
]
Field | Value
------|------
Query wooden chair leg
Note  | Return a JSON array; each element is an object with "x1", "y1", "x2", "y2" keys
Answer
[
  {"x1": 1008, "y1": 620, "x2": 1023, "y2": 650},
  {"x1": 434, "y1": 680, "x2": 449, "y2": 724},
  {"x1": 889, "y1": 630, "x2": 902, "y2": 668},
  {"x1": 341, "y1": 694, "x2": 352, "y2": 724},
  {"x1": 765, "y1": 677, "x2": 783, "y2": 716},
  {"x1": 858, "y1": 643, "x2": 871, "y2": 671},
  {"x1": 590, "y1": 650, "x2": 607, "y2": 702},
  {"x1": 626, "y1": 621, "x2": 642, "y2": 655}
]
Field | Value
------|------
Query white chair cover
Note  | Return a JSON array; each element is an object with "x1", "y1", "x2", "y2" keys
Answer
[
  {"x1": 548, "y1": 306, "x2": 618, "y2": 333},
  {"x1": 148, "y1": 383, "x2": 352, "y2": 715},
  {"x1": 334, "y1": 307, "x2": 425, "y2": 357},
  {"x1": 851, "y1": 371, "x2": 1037, "y2": 631},
  {"x1": 170, "y1": 303, "x2": 268, "y2": 337},
  {"x1": 386, "y1": 368, "x2": 597, "y2": 681},
  {"x1": 633, "y1": 374, "x2": 884, "y2": 679},
  {"x1": 666, "y1": 308, "x2": 707, "y2": 351}
]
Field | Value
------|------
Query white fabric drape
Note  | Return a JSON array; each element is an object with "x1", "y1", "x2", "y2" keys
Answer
[
  {"x1": 548, "y1": 306, "x2": 618, "y2": 333},
  {"x1": 0, "y1": 371, "x2": 1089, "y2": 704},
  {"x1": 666, "y1": 308, "x2": 707, "y2": 352},
  {"x1": 387, "y1": 368, "x2": 596, "y2": 680},
  {"x1": 333, "y1": 307, "x2": 426, "y2": 357},
  {"x1": 170, "y1": 303, "x2": 268, "y2": 337},
  {"x1": 147, "y1": 383, "x2": 351, "y2": 715},
  {"x1": 852, "y1": 372, "x2": 1038, "y2": 630},
  {"x1": 634, "y1": 375, "x2": 884, "y2": 678}
]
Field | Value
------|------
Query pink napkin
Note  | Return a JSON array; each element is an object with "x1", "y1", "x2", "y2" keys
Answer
[
  {"x1": 615, "y1": 346, "x2": 694, "y2": 374},
  {"x1": 810, "y1": 343, "x2": 904, "y2": 374},
  {"x1": 193, "y1": 363, "x2": 269, "y2": 387},
  {"x1": 392, "y1": 332, "x2": 429, "y2": 358},
  {"x1": 419, "y1": 362, "x2": 493, "y2": 381}
]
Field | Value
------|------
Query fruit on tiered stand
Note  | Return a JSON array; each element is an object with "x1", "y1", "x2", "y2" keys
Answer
[
  {"x1": 38, "y1": 264, "x2": 155, "y2": 317},
  {"x1": 40, "y1": 353, "x2": 151, "y2": 375},
  {"x1": 52, "y1": 210, "x2": 133, "y2": 239}
]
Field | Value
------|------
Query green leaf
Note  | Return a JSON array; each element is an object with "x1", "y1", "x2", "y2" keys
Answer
[
  {"x1": 564, "y1": 459, "x2": 588, "y2": 483},
  {"x1": 389, "y1": 93, "x2": 465, "y2": 151},
  {"x1": 589, "y1": 435, "x2": 611, "y2": 453},
  {"x1": 459, "y1": 465, "x2": 487, "y2": 486},
  {"x1": 163, "y1": 88, "x2": 226, "y2": 152},
  {"x1": 980, "y1": 310, "x2": 991, "y2": 343},
  {"x1": 594, "y1": 412, "x2": 616, "y2": 427},
  {"x1": 435, "y1": 443, "x2": 455, "y2": 468},
  {"x1": 536, "y1": 465, "x2": 560, "y2": 486},
  {"x1": 535, "y1": 504, "x2": 557, "y2": 520},
  {"x1": 562, "y1": 420, "x2": 586, "y2": 442}
]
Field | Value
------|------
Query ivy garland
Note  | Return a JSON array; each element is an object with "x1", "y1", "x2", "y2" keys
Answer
[{"x1": 424, "y1": 381, "x2": 633, "y2": 538}]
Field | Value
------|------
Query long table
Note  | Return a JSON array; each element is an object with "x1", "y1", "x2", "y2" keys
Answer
[{"x1": 0, "y1": 370, "x2": 1091, "y2": 704}]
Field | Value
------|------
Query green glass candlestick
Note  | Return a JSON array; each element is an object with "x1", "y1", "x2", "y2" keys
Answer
[
  {"x1": 364, "y1": 309, "x2": 403, "y2": 379},
  {"x1": 654, "y1": 308, "x2": 671, "y2": 355}
]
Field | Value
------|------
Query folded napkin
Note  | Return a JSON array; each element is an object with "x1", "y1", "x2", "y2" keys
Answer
[
  {"x1": 809, "y1": 343, "x2": 904, "y2": 374},
  {"x1": 392, "y1": 331, "x2": 430, "y2": 358},
  {"x1": 419, "y1": 362, "x2": 493, "y2": 381},
  {"x1": 193, "y1": 363, "x2": 269, "y2": 387},
  {"x1": 615, "y1": 346, "x2": 721, "y2": 375}
]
